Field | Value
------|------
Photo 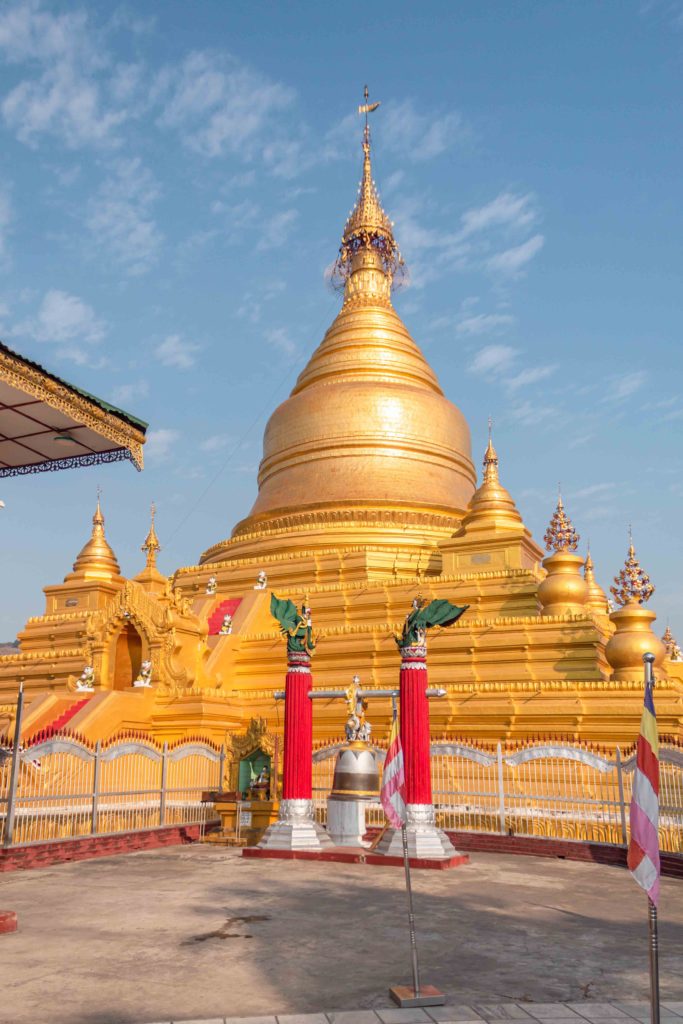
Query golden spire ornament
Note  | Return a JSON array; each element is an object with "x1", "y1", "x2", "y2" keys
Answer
[
  {"x1": 662, "y1": 626, "x2": 682, "y2": 661},
  {"x1": 610, "y1": 531, "x2": 654, "y2": 606},
  {"x1": 543, "y1": 490, "x2": 579, "y2": 552},
  {"x1": 141, "y1": 502, "x2": 161, "y2": 569},
  {"x1": 70, "y1": 491, "x2": 121, "y2": 579},
  {"x1": 332, "y1": 85, "x2": 405, "y2": 299},
  {"x1": 482, "y1": 416, "x2": 499, "y2": 484}
]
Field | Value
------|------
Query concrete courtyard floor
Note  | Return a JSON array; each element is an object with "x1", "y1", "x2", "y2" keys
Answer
[{"x1": 1, "y1": 846, "x2": 683, "y2": 1024}]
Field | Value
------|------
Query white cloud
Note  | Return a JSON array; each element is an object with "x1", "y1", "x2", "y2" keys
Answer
[
  {"x1": 200, "y1": 434, "x2": 232, "y2": 453},
  {"x1": 604, "y1": 371, "x2": 647, "y2": 402},
  {"x1": 459, "y1": 192, "x2": 537, "y2": 238},
  {"x1": 265, "y1": 327, "x2": 298, "y2": 356},
  {"x1": 111, "y1": 379, "x2": 149, "y2": 406},
  {"x1": 456, "y1": 313, "x2": 515, "y2": 336},
  {"x1": 486, "y1": 234, "x2": 545, "y2": 275},
  {"x1": 15, "y1": 289, "x2": 105, "y2": 362},
  {"x1": 154, "y1": 334, "x2": 200, "y2": 370},
  {"x1": 156, "y1": 50, "x2": 294, "y2": 159},
  {"x1": 468, "y1": 344, "x2": 518, "y2": 375},
  {"x1": 256, "y1": 209, "x2": 298, "y2": 251},
  {"x1": 145, "y1": 427, "x2": 179, "y2": 462},
  {"x1": 87, "y1": 158, "x2": 162, "y2": 274},
  {"x1": 505, "y1": 365, "x2": 557, "y2": 391},
  {"x1": 508, "y1": 400, "x2": 556, "y2": 425},
  {"x1": 382, "y1": 99, "x2": 465, "y2": 162},
  {"x1": 0, "y1": 2, "x2": 132, "y2": 150}
]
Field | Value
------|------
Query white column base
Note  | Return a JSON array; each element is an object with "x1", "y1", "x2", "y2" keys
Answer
[
  {"x1": 374, "y1": 803, "x2": 459, "y2": 859},
  {"x1": 258, "y1": 799, "x2": 333, "y2": 852}
]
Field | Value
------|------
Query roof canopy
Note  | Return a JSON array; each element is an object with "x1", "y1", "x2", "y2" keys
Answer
[{"x1": 0, "y1": 342, "x2": 146, "y2": 477}]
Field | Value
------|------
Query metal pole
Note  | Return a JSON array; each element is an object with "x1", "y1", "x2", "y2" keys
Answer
[
  {"x1": 218, "y1": 744, "x2": 226, "y2": 792},
  {"x1": 91, "y1": 740, "x2": 101, "y2": 835},
  {"x1": 496, "y1": 742, "x2": 506, "y2": 835},
  {"x1": 648, "y1": 897, "x2": 660, "y2": 1024},
  {"x1": 159, "y1": 742, "x2": 168, "y2": 827},
  {"x1": 393, "y1": 694, "x2": 421, "y2": 998},
  {"x1": 643, "y1": 653, "x2": 660, "y2": 1024},
  {"x1": 615, "y1": 746, "x2": 628, "y2": 846},
  {"x1": 4, "y1": 683, "x2": 24, "y2": 847}
]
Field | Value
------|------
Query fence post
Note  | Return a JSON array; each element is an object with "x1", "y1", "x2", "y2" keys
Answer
[
  {"x1": 159, "y1": 742, "x2": 168, "y2": 827},
  {"x1": 496, "y1": 742, "x2": 506, "y2": 835},
  {"x1": 91, "y1": 740, "x2": 101, "y2": 835},
  {"x1": 218, "y1": 744, "x2": 226, "y2": 791},
  {"x1": 616, "y1": 746, "x2": 628, "y2": 846},
  {"x1": 4, "y1": 683, "x2": 25, "y2": 848}
]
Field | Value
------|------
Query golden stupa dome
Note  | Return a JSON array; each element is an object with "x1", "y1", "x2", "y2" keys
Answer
[
  {"x1": 230, "y1": 101, "x2": 474, "y2": 542},
  {"x1": 70, "y1": 498, "x2": 121, "y2": 581}
]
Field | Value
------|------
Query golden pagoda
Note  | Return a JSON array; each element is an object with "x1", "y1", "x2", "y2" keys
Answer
[{"x1": 1, "y1": 93, "x2": 682, "y2": 749}]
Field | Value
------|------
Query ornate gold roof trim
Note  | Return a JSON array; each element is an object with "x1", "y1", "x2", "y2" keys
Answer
[{"x1": 0, "y1": 341, "x2": 146, "y2": 474}]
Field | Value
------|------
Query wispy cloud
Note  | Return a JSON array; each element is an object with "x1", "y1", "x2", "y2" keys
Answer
[
  {"x1": 156, "y1": 50, "x2": 294, "y2": 160},
  {"x1": 15, "y1": 288, "x2": 106, "y2": 363},
  {"x1": 256, "y1": 209, "x2": 298, "y2": 251},
  {"x1": 145, "y1": 427, "x2": 179, "y2": 463},
  {"x1": 200, "y1": 434, "x2": 233, "y2": 453},
  {"x1": 382, "y1": 98, "x2": 466, "y2": 162},
  {"x1": 112, "y1": 379, "x2": 149, "y2": 406},
  {"x1": 507, "y1": 399, "x2": 556, "y2": 425},
  {"x1": 603, "y1": 370, "x2": 647, "y2": 402},
  {"x1": 0, "y1": 2, "x2": 129, "y2": 149},
  {"x1": 486, "y1": 233, "x2": 545, "y2": 276},
  {"x1": 154, "y1": 334, "x2": 200, "y2": 369},
  {"x1": 468, "y1": 344, "x2": 518, "y2": 375},
  {"x1": 505, "y1": 365, "x2": 556, "y2": 391},
  {"x1": 87, "y1": 158, "x2": 162, "y2": 274},
  {"x1": 265, "y1": 326, "x2": 298, "y2": 356},
  {"x1": 460, "y1": 192, "x2": 537, "y2": 238},
  {"x1": 456, "y1": 312, "x2": 515, "y2": 336}
]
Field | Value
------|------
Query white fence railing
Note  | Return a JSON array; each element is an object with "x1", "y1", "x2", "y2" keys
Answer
[
  {"x1": 0, "y1": 734, "x2": 224, "y2": 847},
  {"x1": 312, "y1": 740, "x2": 683, "y2": 853}
]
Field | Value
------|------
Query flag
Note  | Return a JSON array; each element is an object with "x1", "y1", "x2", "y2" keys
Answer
[
  {"x1": 381, "y1": 716, "x2": 406, "y2": 829},
  {"x1": 627, "y1": 676, "x2": 660, "y2": 905}
]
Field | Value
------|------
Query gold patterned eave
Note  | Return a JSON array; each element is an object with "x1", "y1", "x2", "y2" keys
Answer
[{"x1": 0, "y1": 342, "x2": 146, "y2": 474}]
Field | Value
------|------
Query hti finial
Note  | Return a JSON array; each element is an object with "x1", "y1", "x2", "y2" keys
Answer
[
  {"x1": 610, "y1": 530, "x2": 654, "y2": 606},
  {"x1": 482, "y1": 419, "x2": 499, "y2": 483},
  {"x1": 142, "y1": 501, "x2": 161, "y2": 566},
  {"x1": 544, "y1": 492, "x2": 579, "y2": 552}
]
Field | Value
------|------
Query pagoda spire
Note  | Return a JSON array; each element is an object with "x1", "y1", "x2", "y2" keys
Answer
[
  {"x1": 71, "y1": 491, "x2": 121, "y2": 580},
  {"x1": 333, "y1": 86, "x2": 404, "y2": 307},
  {"x1": 135, "y1": 501, "x2": 166, "y2": 594},
  {"x1": 610, "y1": 529, "x2": 654, "y2": 606},
  {"x1": 482, "y1": 416, "x2": 499, "y2": 484},
  {"x1": 141, "y1": 502, "x2": 161, "y2": 570}
]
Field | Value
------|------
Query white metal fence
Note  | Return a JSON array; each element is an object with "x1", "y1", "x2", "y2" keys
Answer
[
  {"x1": 0, "y1": 733, "x2": 223, "y2": 847},
  {"x1": 312, "y1": 740, "x2": 683, "y2": 853}
]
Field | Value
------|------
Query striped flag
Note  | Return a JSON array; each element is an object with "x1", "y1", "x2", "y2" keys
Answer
[
  {"x1": 627, "y1": 676, "x2": 660, "y2": 906},
  {"x1": 381, "y1": 716, "x2": 406, "y2": 829}
]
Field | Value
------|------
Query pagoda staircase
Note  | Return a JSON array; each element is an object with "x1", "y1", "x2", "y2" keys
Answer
[{"x1": 207, "y1": 599, "x2": 242, "y2": 636}]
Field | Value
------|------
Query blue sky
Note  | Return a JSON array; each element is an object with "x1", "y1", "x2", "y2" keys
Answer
[{"x1": 0, "y1": 0, "x2": 682, "y2": 643}]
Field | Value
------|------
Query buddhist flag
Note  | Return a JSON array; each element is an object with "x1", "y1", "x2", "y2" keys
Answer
[
  {"x1": 627, "y1": 676, "x2": 660, "y2": 906},
  {"x1": 381, "y1": 716, "x2": 406, "y2": 829}
]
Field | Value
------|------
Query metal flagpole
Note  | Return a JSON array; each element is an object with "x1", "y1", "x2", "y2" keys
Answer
[
  {"x1": 644, "y1": 653, "x2": 660, "y2": 1024},
  {"x1": 648, "y1": 897, "x2": 660, "y2": 1024},
  {"x1": 388, "y1": 695, "x2": 444, "y2": 1008}
]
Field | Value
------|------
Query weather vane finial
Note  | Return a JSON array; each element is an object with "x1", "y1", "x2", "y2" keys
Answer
[{"x1": 358, "y1": 84, "x2": 381, "y2": 149}]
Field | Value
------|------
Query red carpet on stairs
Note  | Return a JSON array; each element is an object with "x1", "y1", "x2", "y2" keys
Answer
[
  {"x1": 207, "y1": 598, "x2": 242, "y2": 635},
  {"x1": 49, "y1": 697, "x2": 91, "y2": 732}
]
